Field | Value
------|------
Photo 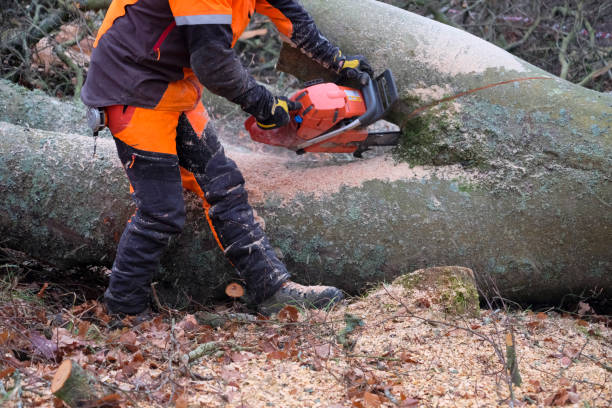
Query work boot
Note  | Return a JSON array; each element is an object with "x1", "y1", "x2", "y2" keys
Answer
[
  {"x1": 258, "y1": 281, "x2": 344, "y2": 315},
  {"x1": 105, "y1": 303, "x2": 157, "y2": 330}
]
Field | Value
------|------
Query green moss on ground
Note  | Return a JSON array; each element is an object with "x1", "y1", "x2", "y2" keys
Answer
[
  {"x1": 439, "y1": 274, "x2": 480, "y2": 316},
  {"x1": 393, "y1": 266, "x2": 480, "y2": 317}
]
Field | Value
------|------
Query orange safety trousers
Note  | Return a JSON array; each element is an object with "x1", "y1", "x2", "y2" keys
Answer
[{"x1": 103, "y1": 102, "x2": 289, "y2": 314}]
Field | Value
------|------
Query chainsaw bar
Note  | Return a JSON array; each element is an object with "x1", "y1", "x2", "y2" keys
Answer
[{"x1": 353, "y1": 130, "x2": 401, "y2": 158}]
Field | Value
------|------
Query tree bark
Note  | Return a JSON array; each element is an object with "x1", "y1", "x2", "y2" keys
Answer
[
  {"x1": 0, "y1": 1, "x2": 610, "y2": 306},
  {"x1": 0, "y1": 79, "x2": 88, "y2": 135}
]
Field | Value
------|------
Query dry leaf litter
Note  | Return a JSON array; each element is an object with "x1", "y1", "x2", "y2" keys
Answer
[{"x1": 1, "y1": 273, "x2": 610, "y2": 407}]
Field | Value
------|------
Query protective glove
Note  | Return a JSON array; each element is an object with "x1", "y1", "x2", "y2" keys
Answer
[
  {"x1": 256, "y1": 96, "x2": 302, "y2": 130},
  {"x1": 333, "y1": 51, "x2": 374, "y2": 84}
]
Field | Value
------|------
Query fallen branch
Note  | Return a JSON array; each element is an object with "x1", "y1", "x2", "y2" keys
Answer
[
  {"x1": 558, "y1": 25, "x2": 576, "y2": 80},
  {"x1": 1, "y1": 10, "x2": 69, "y2": 56},
  {"x1": 504, "y1": 15, "x2": 542, "y2": 51},
  {"x1": 194, "y1": 311, "x2": 256, "y2": 328},
  {"x1": 182, "y1": 341, "x2": 222, "y2": 364},
  {"x1": 578, "y1": 60, "x2": 612, "y2": 87},
  {"x1": 70, "y1": 0, "x2": 112, "y2": 11},
  {"x1": 583, "y1": 353, "x2": 612, "y2": 373},
  {"x1": 53, "y1": 45, "x2": 83, "y2": 102}
]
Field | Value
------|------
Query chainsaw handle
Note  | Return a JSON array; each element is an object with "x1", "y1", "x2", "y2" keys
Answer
[{"x1": 358, "y1": 76, "x2": 380, "y2": 127}]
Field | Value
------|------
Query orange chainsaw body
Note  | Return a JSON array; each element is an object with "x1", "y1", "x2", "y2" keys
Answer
[{"x1": 246, "y1": 82, "x2": 369, "y2": 153}]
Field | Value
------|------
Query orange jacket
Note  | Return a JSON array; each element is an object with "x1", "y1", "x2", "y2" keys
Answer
[{"x1": 81, "y1": 0, "x2": 339, "y2": 112}]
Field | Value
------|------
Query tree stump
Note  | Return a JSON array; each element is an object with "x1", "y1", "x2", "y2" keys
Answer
[{"x1": 51, "y1": 360, "x2": 101, "y2": 407}]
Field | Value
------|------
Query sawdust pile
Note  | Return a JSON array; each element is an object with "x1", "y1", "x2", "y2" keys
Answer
[{"x1": 6, "y1": 267, "x2": 609, "y2": 407}]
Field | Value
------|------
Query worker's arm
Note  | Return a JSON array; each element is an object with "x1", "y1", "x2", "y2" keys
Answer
[
  {"x1": 171, "y1": 1, "x2": 298, "y2": 129},
  {"x1": 255, "y1": 0, "x2": 373, "y2": 79}
]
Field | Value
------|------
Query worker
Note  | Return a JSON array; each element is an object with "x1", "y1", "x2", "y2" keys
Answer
[{"x1": 81, "y1": 0, "x2": 373, "y2": 319}]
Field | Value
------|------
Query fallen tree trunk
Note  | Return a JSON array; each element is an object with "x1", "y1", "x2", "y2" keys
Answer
[
  {"x1": 0, "y1": 79, "x2": 88, "y2": 135},
  {"x1": 0, "y1": 1, "x2": 610, "y2": 306}
]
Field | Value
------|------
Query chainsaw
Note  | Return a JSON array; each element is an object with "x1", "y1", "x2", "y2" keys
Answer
[{"x1": 245, "y1": 70, "x2": 401, "y2": 158}]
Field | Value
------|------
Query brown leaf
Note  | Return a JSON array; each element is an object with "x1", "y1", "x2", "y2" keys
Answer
[
  {"x1": 30, "y1": 333, "x2": 58, "y2": 360},
  {"x1": 314, "y1": 343, "x2": 333, "y2": 359},
  {"x1": 277, "y1": 305, "x2": 299, "y2": 323},
  {"x1": 399, "y1": 352, "x2": 419, "y2": 364},
  {"x1": 559, "y1": 377, "x2": 570, "y2": 387},
  {"x1": 528, "y1": 379, "x2": 543, "y2": 393},
  {"x1": 175, "y1": 395, "x2": 188, "y2": 408},
  {"x1": 415, "y1": 297, "x2": 431, "y2": 308},
  {"x1": 567, "y1": 392, "x2": 580, "y2": 404},
  {"x1": 577, "y1": 301, "x2": 593, "y2": 315},
  {"x1": 121, "y1": 363, "x2": 137, "y2": 377},
  {"x1": 220, "y1": 366, "x2": 241, "y2": 384},
  {"x1": 536, "y1": 312, "x2": 548, "y2": 320},
  {"x1": 0, "y1": 367, "x2": 15, "y2": 380},
  {"x1": 527, "y1": 321, "x2": 542, "y2": 329},
  {"x1": 177, "y1": 314, "x2": 198, "y2": 331},
  {"x1": 576, "y1": 319, "x2": 589, "y2": 327},
  {"x1": 119, "y1": 331, "x2": 138, "y2": 353},
  {"x1": 36, "y1": 282, "x2": 49, "y2": 298},
  {"x1": 470, "y1": 324, "x2": 481, "y2": 330},
  {"x1": 545, "y1": 389, "x2": 569, "y2": 406},
  {"x1": 362, "y1": 392, "x2": 381, "y2": 408},
  {"x1": 267, "y1": 350, "x2": 288, "y2": 360},
  {"x1": 0, "y1": 331, "x2": 13, "y2": 345},
  {"x1": 230, "y1": 351, "x2": 256, "y2": 363},
  {"x1": 77, "y1": 321, "x2": 91, "y2": 339},
  {"x1": 347, "y1": 385, "x2": 363, "y2": 399},
  {"x1": 132, "y1": 351, "x2": 145, "y2": 363},
  {"x1": 80, "y1": 393, "x2": 122, "y2": 408},
  {"x1": 261, "y1": 340, "x2": 277, "y2": 353},
  {"x1": 399, "y1": 398, "x2": 420, "y2": 407}
]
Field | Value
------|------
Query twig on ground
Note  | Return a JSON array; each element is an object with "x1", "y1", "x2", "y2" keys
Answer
[
  {"x1": 578, "y1": 60, "x2": 612, "y2": 86},
  {"x1": 504, "y1": 15, "x2": 542, "y2": 51}
]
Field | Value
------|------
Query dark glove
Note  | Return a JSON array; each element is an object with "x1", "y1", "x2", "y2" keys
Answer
[
  {"x1": 334, "y1": 51, "x2": 374, "y2": 84},
  {"x1": 256, "y1": 96, "x2": 302, "y2": 130}
]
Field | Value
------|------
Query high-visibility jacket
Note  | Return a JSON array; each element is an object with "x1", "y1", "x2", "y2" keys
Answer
[{"x1": 81, "y1": 0, "x2": 338, "y2": 111}]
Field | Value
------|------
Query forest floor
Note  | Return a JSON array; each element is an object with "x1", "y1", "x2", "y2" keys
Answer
[
  {"x1": 0, "y1": 252, "x2": 610, "y2": 407},
  {"x1": 0, "y1": 3, "x2": 611, "y2": 406}
]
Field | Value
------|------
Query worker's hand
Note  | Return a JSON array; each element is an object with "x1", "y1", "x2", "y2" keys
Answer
[
  {"x1": 335, "y1": 52, "x2": 374, "y2": 84},
  {"x1": 256, "y1": 96, "x2": 302, "y2": 130}
]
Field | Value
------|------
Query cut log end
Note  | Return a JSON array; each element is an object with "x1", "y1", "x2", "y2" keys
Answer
[
  {"x1": 50, "y1": 359, "x2": 72, "y2": 394},
  {"x1": 225, "y1": 282, "x2": 245, "y2": 298},
  {"x1": 51, "y1": 359, "x2": 102, "y2": 407}
]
